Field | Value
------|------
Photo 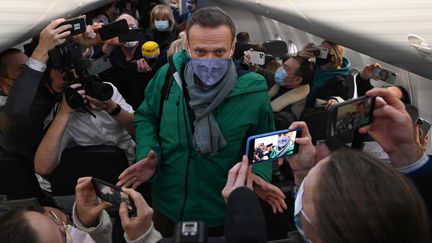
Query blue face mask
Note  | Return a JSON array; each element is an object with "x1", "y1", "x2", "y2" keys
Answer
[
  {"x1": 274, "y1": 67, "x2": 288, "y2": 86},
  {"x1": 190, "y1": 58, "x2": 230, "y2": 86},
  {"x1": 154, "y1": 20, "x2": 169, "y2": 32},
  {"x1": 294, "y1": 179, "x2": 315, "y2": 243}
]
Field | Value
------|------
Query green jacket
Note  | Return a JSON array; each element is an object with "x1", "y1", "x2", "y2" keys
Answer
[{"x1": 134, "y1": 50, "x2": 274, "y2": 227}]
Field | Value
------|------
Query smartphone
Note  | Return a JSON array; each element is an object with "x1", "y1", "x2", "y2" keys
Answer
[
  {"x1": 87, "y1": 56, "x2": 112, "y2": 75},
  {"x1": 373, "y1": 67, "x2": 397, "y2": 84},
  {"x1": 119, "y1": 28, "x2": 145, "y2": 43},
  {"x1": 417, "y1": 118, "x2": 431, "y2": 139},
  {"x1": 58, "y1": 16, "x2": 86, "y2": 36},
  {"x1": 330, "y1": 96, "x2": 376, "y2": 135},
  {"x1": 311, "y1": 44, "x2": 329, "y2": 59},
  {"x1": 98, "y1": 19, "x2": 130, "y2": 41},
  {"x1": 246, "y1": 129, "x2": 301, "y2": 164},
  {"x1": 250, "y1": 51, "x2": 265, "y2": 65},
  {"x1": 91, "y1": 178, "x2": 136, "y2": 215}
]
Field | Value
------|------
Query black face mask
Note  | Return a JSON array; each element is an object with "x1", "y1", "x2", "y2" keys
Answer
[{"x1": 316, "y1": 54, "x2": 333, "y2": 66}]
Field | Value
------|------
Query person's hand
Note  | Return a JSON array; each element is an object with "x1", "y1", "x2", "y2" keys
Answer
[
  {"x1": 86, "y1": 95, "x2": 115, "y2": 112},
  {"x1": 285, "y1": 122, "x2": 316, "y2": 187},
  {"x1": 359, "y1": 88, "x2": 423, "y2": 168},
  {"x1": 360, "y1": 63, "x2": 381, "y2": 80},
  {"x1": 136, "y1": 58, "x2": 152, "y2": 73},
  {"x1": 298, "y1": 43, "x2": 319, "y2": 59},
  {"x1": 251, "y1": 174, "x2": 287, "y2": 214},
  {"x1": 59, "y1": 83, "x2": 85, "y2": 115},
  {"x1": 32, "y1": 19, "x2": 72, "y2": 63},
  {"x1": 75, "y1": 177, "x2": 112, "y2": 227},
  {"x1": 104, "y1": 37, "x2": 122, "y2": 46},
  {"x1": 74, "y1": 24, "x2": 102, "y2": 47},
  {"x1": 117, "y1": 151, "x2": 159, "y2": 189},
  {"x1": 321, "y1": 98, "x2": 338, "y2": 109},
  {"x1": 119, "y1": 188, "x2": 154, "y2": 241},
  {"x1": 222, "y1": 156, "x2": 253, "y2": 202},
  {"x1": 243, "y1": 50, "x2": 258, "y2": 71}
]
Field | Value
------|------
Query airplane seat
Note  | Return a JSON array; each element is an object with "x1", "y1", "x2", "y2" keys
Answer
[
  {"x1": 47, "y1": 145, "x2": 129, "y2": 196},
  {"x1": 349, "y1": 68, "x2": 360, "y2": 99},
  {"x1": 262, "y1": 40, "x2": 288, "y2": 59},
  {"x1": 0, "y1": 152, "x2": 44, "y2": 200}
]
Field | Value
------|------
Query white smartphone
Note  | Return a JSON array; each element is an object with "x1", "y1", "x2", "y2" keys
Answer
[
  {"x1": 250, "y1": 51, "x2": 265, "y2": 65},
  {"x1": 373, "y1": 67, "x2": 397, "y2": 84},
  {"x1": 311, "y1": 44, "x2": 329, "y2": 59}
]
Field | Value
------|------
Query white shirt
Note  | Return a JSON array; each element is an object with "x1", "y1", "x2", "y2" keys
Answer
[{"x1": 44, "y1": 83, "x2": 136, "y2": 165}]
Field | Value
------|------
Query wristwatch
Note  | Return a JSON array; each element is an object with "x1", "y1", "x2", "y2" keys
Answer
[{"x1": 109, "y1": 103, "x2": 121, "y2": 116}]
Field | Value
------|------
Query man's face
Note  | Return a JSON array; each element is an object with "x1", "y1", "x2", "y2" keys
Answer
[
  {"x1": 281, "y1": 57, "x2": 302, "y2": 87},
  {"x1": 49, "y1": 68, "x2": 72, "y2": 94},
  {"x1": 186, "y1": 24, "x2": 235, "y2": 59},
  {"x1": 0, "y1": 52, "x2": 28, "y2": 95}
]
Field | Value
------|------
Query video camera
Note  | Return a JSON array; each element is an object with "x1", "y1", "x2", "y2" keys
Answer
[{"x1": 48, "y1": 41, "x2": 114, "y2": 101}]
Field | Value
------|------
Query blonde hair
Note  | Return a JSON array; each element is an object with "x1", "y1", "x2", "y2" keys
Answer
[
  {"x1": 167, "y1": 38, "x2": 185, "y2": 57},
  {"x1": 323, "y1": 40, "x2": 344, "y2": 69},
  {"x1": 150, "y1": 4, "x2": 175, "y2": 32}
]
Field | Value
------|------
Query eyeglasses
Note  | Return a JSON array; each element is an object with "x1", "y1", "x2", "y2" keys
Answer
[
  {"x1": 294, "y1": 179, "x2": 317, "y2": 243},
  {"x1": 45, "y1": 210, "x2": 72, "y2": 242}
]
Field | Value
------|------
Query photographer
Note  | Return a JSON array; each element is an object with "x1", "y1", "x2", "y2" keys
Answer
[{"x1": 34, "y1": 62, "x2": 136, "y2": 177}]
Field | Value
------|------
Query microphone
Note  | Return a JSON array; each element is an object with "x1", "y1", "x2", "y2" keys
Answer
[{"x1": 224, "y1": 187, "x2": 267, "y2": 243}]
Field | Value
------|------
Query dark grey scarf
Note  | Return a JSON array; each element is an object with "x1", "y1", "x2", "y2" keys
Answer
[{"x1": 184, "y1": 60, "x2": 237, "y2": 155}]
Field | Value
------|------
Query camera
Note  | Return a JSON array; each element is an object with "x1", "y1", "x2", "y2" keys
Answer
[
  {"x1": 48, "y1": 41, "x2": 113, "y2": 101},
  {"x1": 174, "y1": 221, "x2": 207, "y2": 243}
]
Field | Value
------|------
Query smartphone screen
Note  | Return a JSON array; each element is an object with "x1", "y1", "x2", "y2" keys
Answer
[
  {"x1": 332, "y1": 96, "x2": 376, "y2": 135},
  {"x1": 417, "y1": 118, "x2": 431, "y2": 138},
  {"x1": 98, "y1": 19, "x2": 129, "y2": 41},
  {"x1": 91, "y1": 178, "x2": 136, "y2": 214},
  {"x1": 373, "y1": 67, "x2": 397, "y2": 84},
  {"x1": 246, "y1": 129, "x2": 301, "y2": 164}
]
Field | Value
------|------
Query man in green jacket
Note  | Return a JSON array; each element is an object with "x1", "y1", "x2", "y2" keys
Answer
[{"x1": 118, "y1": 7, "x2": 285, "y2": 236}]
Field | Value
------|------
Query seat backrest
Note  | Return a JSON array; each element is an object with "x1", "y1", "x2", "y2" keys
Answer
[
  {"x1": 0, "y1": 153, "x2": 42, "y2": 200},
  {"x1": 47, "y1": 145, "x2": 130, "y2": 196},
  {"x1": 263, "y1": 40, "x2": 288, "y2": 59}
]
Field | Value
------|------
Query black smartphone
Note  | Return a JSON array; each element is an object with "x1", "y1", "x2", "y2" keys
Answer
[
  {"x1": 330, "y1": 96, "x2": 376, "y2": 135},
  {"x1": 91, "y1": 178, "x2": 136, "y2": 215},
  {"x1": 119, "y1": 28, "x2": 145, "y2": 43},
  {"x1": 246, "y1": 129, "x2": 301, "y2": 164},
  {"x1": 58, "y1": 16, "x2": 86, "y2": 36},
  {"x1": 98, "y1": 19, "x2": 130, "y2": 41}
]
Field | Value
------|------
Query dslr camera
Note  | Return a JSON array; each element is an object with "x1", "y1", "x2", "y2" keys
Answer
[{"x1": 48, "y1": 41, "x2": 113, "y2": 101}]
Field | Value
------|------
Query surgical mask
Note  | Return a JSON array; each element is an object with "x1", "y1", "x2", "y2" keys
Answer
[
  {"x1": 66, "y1": 225, "x2": 96, "y2": 243},
  {"x1": 187, "y1": 3, "x2": 196, "y2": 11},
  {"x1": 123, "y1": 41, "x2": 139, "y2": 48},
  {"x1": 154, "y1": 20, "x2": 169, "y2": 32},
  {"x1": 274, "y1": 67, "x2": 288, "y2": 86},
  {"x1": 294, "y1": 179, "x2": 315, "y2": 243},
  {"x1": 190, "y1": 58, "x2": 230, "y2": 86}
]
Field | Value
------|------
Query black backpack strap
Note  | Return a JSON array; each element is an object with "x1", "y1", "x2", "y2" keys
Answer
[{"x1": 156, "y1": 57, "x2": 176, "y2": 136}]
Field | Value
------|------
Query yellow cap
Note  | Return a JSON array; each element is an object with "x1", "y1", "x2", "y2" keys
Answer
[{"x1": 141, "y1": 41, "x2": 160, "y2": 59}]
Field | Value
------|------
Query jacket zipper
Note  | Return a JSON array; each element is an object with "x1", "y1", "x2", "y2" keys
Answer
[{"x1": 179, "y1": 102, "x2": 193, "y2": 220}]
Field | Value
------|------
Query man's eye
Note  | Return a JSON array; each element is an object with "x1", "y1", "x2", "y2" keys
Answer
[{"x1": 215, "y1": 50, "x2": 225, "y2": 56}]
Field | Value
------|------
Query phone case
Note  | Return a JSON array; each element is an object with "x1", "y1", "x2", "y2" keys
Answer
[
  {"x1": 250, "y1": 51, "x2": 265, "y2": 65},
  {"x1": 119, "y1": 28, "x2": 145, "y2": 43},
  {"x1": 246, "y1": 129, "x2": 301, "y2": 164},
  {"x1": 91, "y1": 178, "x2": 136, "y2": 215},
  {"x1": 58, "y1": 16, "x2": 86, "y2": 36},
  {"x1": 98, "y1": 19, "x2": 129, "y2": 41}
]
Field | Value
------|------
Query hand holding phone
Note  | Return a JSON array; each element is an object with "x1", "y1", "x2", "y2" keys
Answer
[
  {"x1": 250, "y1": 51, "x2": 265, "y2": 65},
  {"x1": 417, "y1": 118, "x2": 431, "y2": 139},
  {"x1": 330, "y1": 96, "x2": 376, "y2": 135},
  {"x1": 373, "y1": 67, "x2": 397, "y2": 84},
  {"x1": 92, "y1": 178, "x2": 137, "y2": 216},
  {"x1": 58, "y1": 16, "x2": 86, "y2": 36},
  {"x1": 311, "y1": 44, "x2": 329, "y2": 59},
  {"x1": 98, "y1": 19, "x2": 130, "y2": 41},
  {"x1": 246, "y1": 129, "x2": 302, "y2": 164}
]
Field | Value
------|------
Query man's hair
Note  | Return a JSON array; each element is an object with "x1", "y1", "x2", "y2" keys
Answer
[
  {"x1": 0, "y1": 205, "x2": 46, "y2": 243},
  {"x1": 150, "y1": 4, "x2": 175, "y2": 32},
  {"x1": 314, "y1": 149, "x2": 431, "y2": 243},
  {"x1": 236, "y1": 32, "x2": 250, "y2": 44},
  {"x1": 185, "y1": 7, "x2": 236, "y2": 42},
  {"x1": 0, "y1": 48, "x2": 22, "y2": 76},
  {"x1": 282, "y1": 54, "x2": 314, "y2": 85}
]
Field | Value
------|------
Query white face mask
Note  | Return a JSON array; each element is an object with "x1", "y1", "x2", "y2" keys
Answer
[
  {"x1": 123, "y1": 41, "x2": 139, "y2": 48},
  {"x1": 66, "y1": 225, "x2": 96, "y2": 243}
]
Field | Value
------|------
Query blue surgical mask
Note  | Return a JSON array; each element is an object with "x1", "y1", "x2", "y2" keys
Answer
[
  {"x1": 294, "y1": 179, "x2": 315, "y2": 243},
  {"x1": 190, "y1": 58, "x2": 230, "y2": 86},
  {"x1": 274, "y1": 67, "x2": 288, "y2": 86},
  {"x1": 154, "y1": 20, "x2": 169, "y2": 32}
]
